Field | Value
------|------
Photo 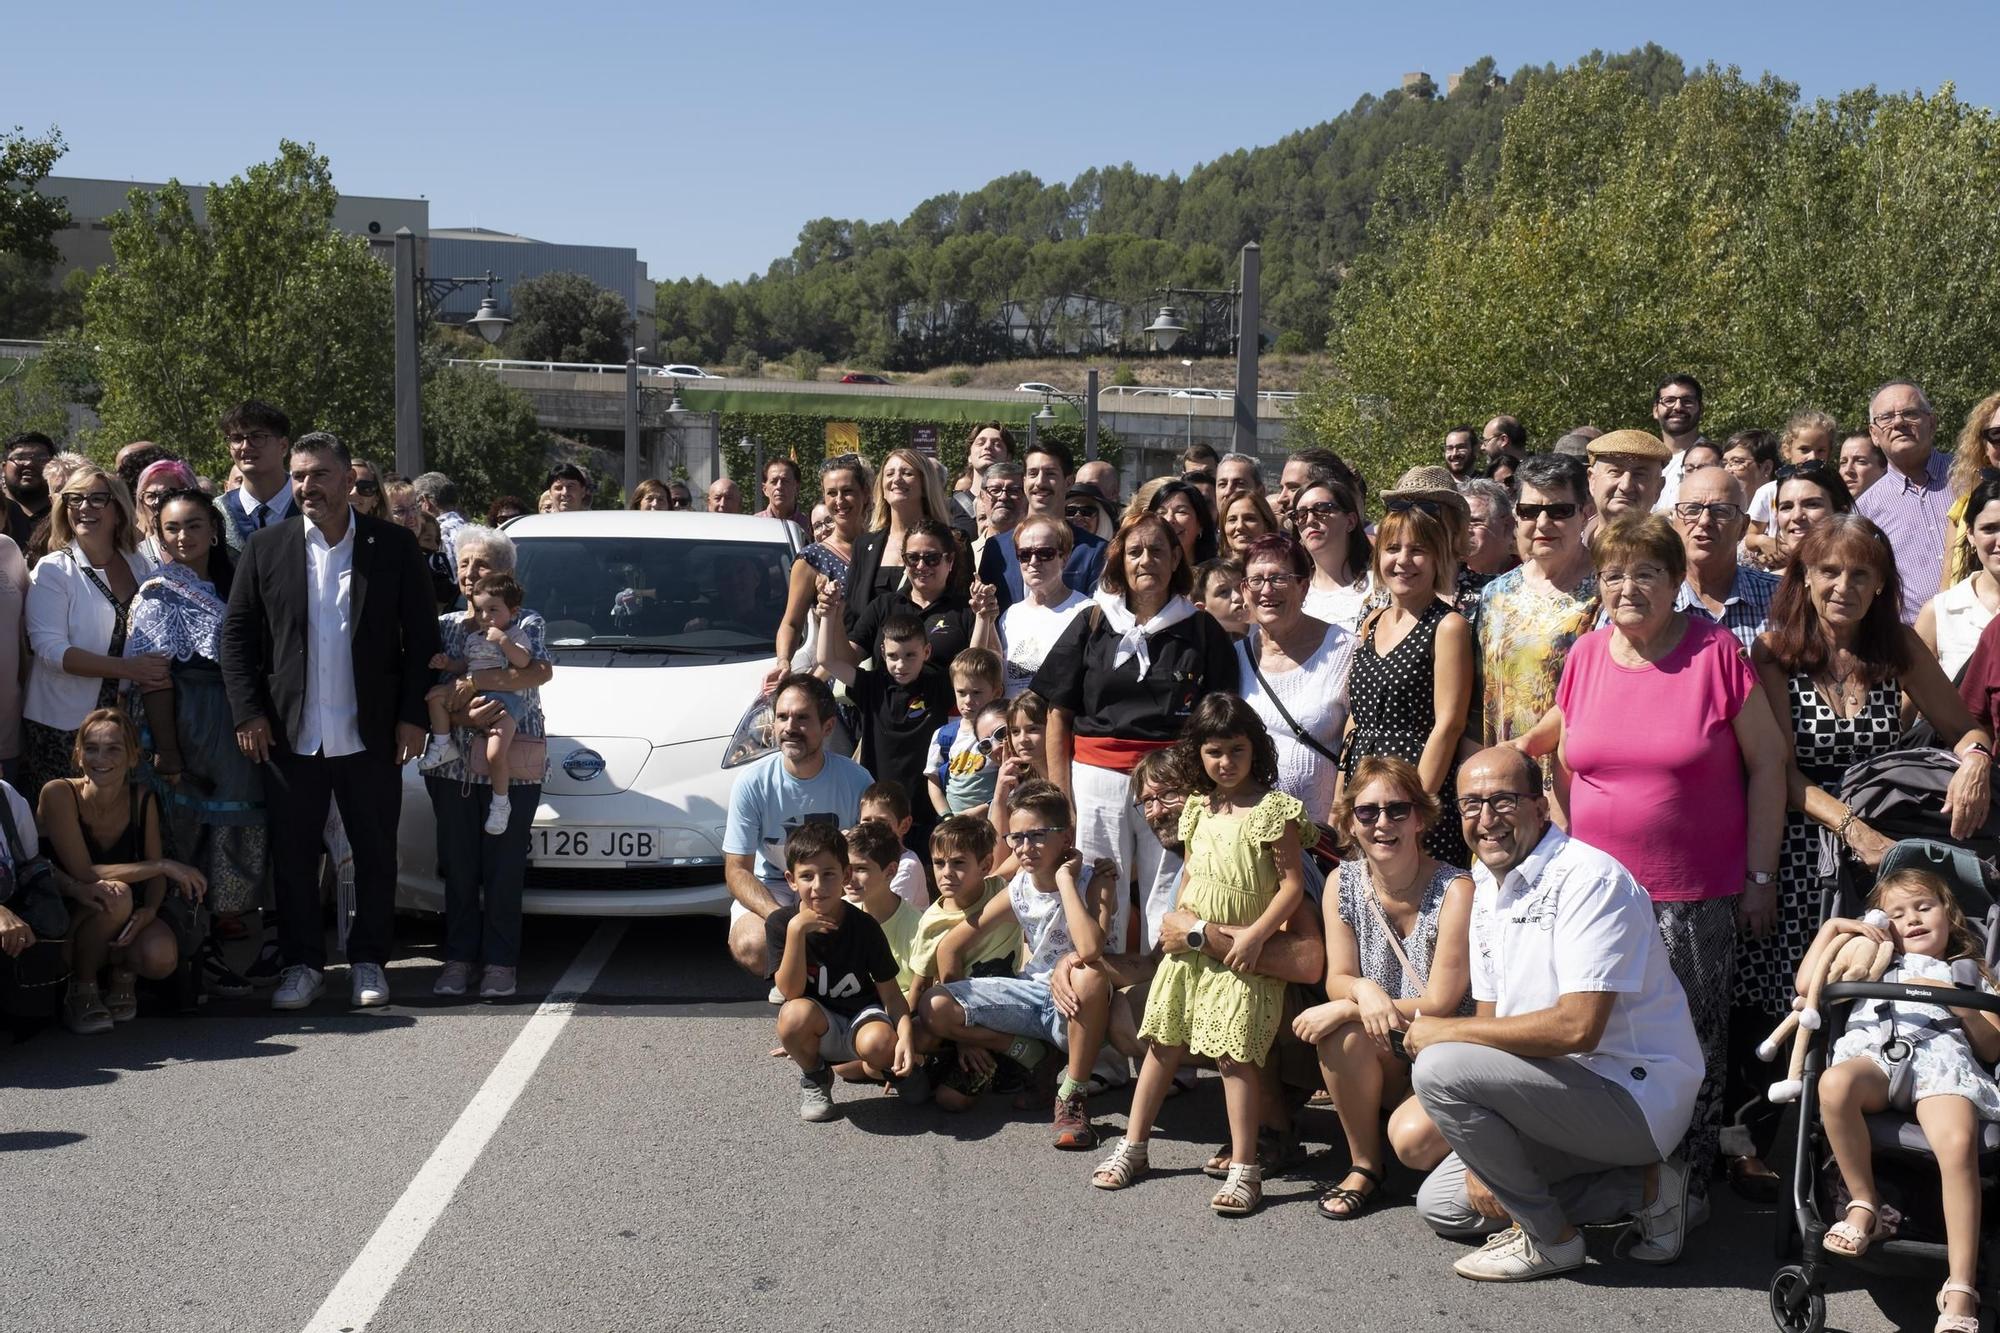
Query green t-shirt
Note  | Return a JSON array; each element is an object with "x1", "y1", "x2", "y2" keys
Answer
[{"x1": 907, "y1": 875, "x2": 1021, "y2": 981}]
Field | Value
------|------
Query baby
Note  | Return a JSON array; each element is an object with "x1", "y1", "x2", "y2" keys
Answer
[{"x1": 419, "y1": 573, "x2": 540, "y2": 834}]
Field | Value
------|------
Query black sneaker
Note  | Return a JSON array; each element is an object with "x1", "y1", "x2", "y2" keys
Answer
[
  {"x1": 244, "y1": 938, "x2": 284, "y2": 990},
  {"x1": 197, "y1": 941, "x2": 253, "y2": 999}
]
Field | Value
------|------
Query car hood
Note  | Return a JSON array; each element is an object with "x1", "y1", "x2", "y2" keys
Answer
[{"x1": 541, "y1": 654, "x2": 770, "y2": 746}]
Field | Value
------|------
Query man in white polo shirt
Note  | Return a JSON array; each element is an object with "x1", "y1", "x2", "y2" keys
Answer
[{"x1": 1404, "y1": 746, "x2": 1703, "y2": 1281}]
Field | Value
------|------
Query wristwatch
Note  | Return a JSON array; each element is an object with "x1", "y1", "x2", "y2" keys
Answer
[
  {"x1": 1186, "y1": 919, "x2": 1209, "y2": 952},
  {"x1": 1746, "y1": 871, "x2": 1776, "y2": 887}
]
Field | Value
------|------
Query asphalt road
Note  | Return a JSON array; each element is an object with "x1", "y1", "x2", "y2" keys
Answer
[{"x1": 0, "y1": 916, "x2": 1940, "y2": 1333}]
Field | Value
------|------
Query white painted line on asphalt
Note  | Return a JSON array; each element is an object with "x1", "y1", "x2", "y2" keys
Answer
[{"x1": 300, "y1": 923, "x2": 627, "y2": 1333}]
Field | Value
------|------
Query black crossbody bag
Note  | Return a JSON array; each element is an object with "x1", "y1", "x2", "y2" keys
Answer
[{"x1": 0, "y1": 789, "x2": 67, "y2": 942}]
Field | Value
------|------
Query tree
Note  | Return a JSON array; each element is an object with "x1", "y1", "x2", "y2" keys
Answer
[
  {"x1": 0, "y1": 126, "x2": 70, "y2": 265},
  {"x1": 0, "y1": 252, "x2": 85, "y2": 336},
  {"x1": 503, "y1": 272, "x2": 630, "y2": 364},
  {"x1": 419, "y1": 359, "x2": 554, "y2": 506},
  {"x1": 83, "y1": 141, "x2": 394, "y2": 474}
]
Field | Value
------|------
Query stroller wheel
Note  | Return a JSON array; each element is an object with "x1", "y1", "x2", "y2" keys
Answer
[{"x1": 1768, "y1": 1265, "x2": 1825, "y2": 1333}]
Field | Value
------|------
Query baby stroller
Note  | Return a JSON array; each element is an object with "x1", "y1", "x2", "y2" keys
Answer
[{"x1": 1767, "y1": 832, "x2": 2000, "y2": 1333}]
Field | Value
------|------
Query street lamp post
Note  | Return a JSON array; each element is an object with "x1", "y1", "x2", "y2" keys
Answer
[
  {"x1": 1032, "y1": 367, "x2": 1102, "y2": 461},
  {"x1": 392, "y1": 226, "x2": 510, "y2": 478},
  {"x1": 622, "y1": 355, "x2": 686, "y2": 496},
  {"x1": 1143, "y1": 240, "x2": 1262, "y2": 456}
]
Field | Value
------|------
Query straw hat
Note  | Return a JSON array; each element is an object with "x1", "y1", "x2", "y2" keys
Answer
[
  {"x1": 1382, "y1": 465, "x2": 1472, "y2": 522},
  {"x1": 1586, "y1": 429, "x2": 1672, "y2": 463}
]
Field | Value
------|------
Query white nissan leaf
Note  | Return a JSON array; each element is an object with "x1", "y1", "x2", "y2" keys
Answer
[{"x1": 397, "y1": 510, "x2": 799, "y2": 916}]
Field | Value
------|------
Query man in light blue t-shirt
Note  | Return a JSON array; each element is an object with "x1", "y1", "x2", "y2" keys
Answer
[{"x1": 724, "y1": 674, "x2": 874, "y2": 977}]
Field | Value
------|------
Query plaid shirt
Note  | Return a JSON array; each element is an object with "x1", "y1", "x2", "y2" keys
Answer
[
  {"x1": 1676, "y1": 563, "x2": 1776, "y2": 652},
  {"x1": 1854, "y1": 449, "x2": 1951, "y2": 622}
]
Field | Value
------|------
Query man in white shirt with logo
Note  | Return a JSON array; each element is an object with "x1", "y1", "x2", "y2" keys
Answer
[{"x1": 1404, "y1": 746, "x2": 1703, "y2": 1281}]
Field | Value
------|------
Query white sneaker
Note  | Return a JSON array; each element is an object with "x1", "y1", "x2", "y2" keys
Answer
[
  {"x1": 767, "y1": 984, "x2": 785, "y2": 1004},
  {"x1": 351, "y1": 963, "x2": 390, "y2": 1008},
  {"x1": 1453, "y1": 1226, "x2": 1587, "y2": 1281},
  {"x1": 270, "y1": 965, "x2": 323, "y2": 1011},
  {"x1": 1623, "y1": 1157, "x2": 1690, "y2": 1264},
  {"x1": 417, "y1": 734, "x2": 460, "y2": 772},
  {"x1": 482, "y1": 795, "x2": 511, "y2": 836}
]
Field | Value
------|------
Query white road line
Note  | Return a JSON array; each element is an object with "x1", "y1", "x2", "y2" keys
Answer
[{"x1": 301, "y1": 923, "x2": 627, "y2": 1333}]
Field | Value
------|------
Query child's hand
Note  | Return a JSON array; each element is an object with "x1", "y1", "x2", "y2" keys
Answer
[
  {"x1": 1090, "y1": 856, "x2": 1119, "y2": 887},
  {"x1": 484, "y1": 626, "x2": 508, "y2": 644},
  {"x1": 968, "y1": 580, "x2": 999, "y2": 620},
  {"x1": 1223, "y1": 923, "x2": 1271, "y2": 974},
  {"x1": 957, "y1": 1044, "x2": 995, "y2": 1079},
  {"x1": 428, "y1": 653, "x2": 454, "y2": 670},
  {"x1": 789, "y1": 906, "x2": 835, "y2": 937}
]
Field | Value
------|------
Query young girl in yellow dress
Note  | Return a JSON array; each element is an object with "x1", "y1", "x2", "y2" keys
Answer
[{"x1": 1090, "y1": 693, "x2": 1309, "y2": 1215}]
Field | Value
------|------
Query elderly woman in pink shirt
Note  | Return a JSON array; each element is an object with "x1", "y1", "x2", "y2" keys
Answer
[{"x1": 1516, "y1": 513, "x2": 1785, "y2": 1213}]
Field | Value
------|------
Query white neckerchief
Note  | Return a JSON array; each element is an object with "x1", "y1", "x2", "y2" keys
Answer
[{"x1": 1093, "y1": 589, "x2": 1195, "y2": 677}]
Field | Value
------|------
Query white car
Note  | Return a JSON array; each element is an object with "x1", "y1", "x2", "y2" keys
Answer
[
  {"x1": 397, "y1": 511, "x2": 799, "y2": 917},
  {"x1": 1016, "y1": 381, "x2": 1059, "y2": 395},
  {"x1": 656, "y1": 364, "x2": 719, "y2": 379}
]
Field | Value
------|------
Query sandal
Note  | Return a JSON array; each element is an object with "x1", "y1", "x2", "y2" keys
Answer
[
  {"x1": 104, "y1": 970, "x2": 139, "y2": 1023},
  {"x1": 1211, "y1": 1162, "x2": 1263, "y2": 1216},
  {"x1": 1822, "y1": 1199, "x2": 1886, "y2": 1258},
  {"x1": 1203, "y1": 1125, "x2": 1297, "y2": 1179},
  {"x1": 1935, "y1": 1282, "x2": 1981, "y2": 1333},
  {"x1": 1316, "y1": 1164, "x2": 1385, "y2": 1220},
  {"x1": 1091, "y1": 1138, "x2": 1149, "y2": 1191}
]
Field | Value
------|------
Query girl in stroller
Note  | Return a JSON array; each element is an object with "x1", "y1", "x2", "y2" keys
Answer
[{"x1": 1816, "y1": 868, "x2": 2000, "y2": 1332}]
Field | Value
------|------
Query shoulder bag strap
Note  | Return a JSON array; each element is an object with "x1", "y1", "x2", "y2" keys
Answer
[
  {"x1": 1364, "y1": 878, "x2": 1419, "y2": 985},
  {"x1": 0, "y1": 783, "x2": 30, "y2": 870},
  {"x1": 1244, "y1": 636, "x2": 1341, "y2": 765}
]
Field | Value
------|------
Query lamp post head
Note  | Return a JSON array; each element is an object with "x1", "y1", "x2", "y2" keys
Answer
[
  {"x1": 468, "y1": 295, "x2": 511, "y2": 344},
  {"x1": 1146, "y1": 305, "x2": 1186, "y2": 353}
]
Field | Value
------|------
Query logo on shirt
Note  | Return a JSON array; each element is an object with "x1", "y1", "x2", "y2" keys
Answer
[
  {"x1": 817, "y1": 967, "x2": 862, "y2": 999},
  {"x1": 906, "y1": 698, "x2": 930, "y2": 720}
]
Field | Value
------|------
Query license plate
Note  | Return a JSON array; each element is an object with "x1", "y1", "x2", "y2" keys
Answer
[{"x1": 531, "y1": 826, "x2": 658, "y2": 864}]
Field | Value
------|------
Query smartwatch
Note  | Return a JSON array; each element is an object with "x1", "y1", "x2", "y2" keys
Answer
[{"x1": 1186, "y1": 919, "x2": 1209, "y2": 953}]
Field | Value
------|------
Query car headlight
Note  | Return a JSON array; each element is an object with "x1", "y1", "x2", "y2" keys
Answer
[{"x1": 721, "y1": 696, "x2": 777, "y2": 768}]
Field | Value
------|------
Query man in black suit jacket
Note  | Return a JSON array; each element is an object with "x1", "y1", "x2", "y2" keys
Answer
[{"x1": 220, "y1": 432, "x2": 440, "y2": 1011}]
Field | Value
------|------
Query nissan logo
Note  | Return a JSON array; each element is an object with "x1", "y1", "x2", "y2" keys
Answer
[{"x1": 562, "y1": 748, "x2": 607, "y2": 782}]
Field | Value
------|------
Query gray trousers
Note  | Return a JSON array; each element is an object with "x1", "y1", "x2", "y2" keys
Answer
[{"x1": 1413, "y1": 1041, "x2": 1659, "y2": 1246}]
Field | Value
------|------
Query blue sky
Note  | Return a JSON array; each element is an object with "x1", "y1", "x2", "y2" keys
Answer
[{"x1": 13, "y1": 1, "x2": 1998, "y2": 284}]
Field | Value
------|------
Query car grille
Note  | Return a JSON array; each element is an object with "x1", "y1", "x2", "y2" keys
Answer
[{"x1": 522, "y1": 863, "x2": 721, "y2": 893}]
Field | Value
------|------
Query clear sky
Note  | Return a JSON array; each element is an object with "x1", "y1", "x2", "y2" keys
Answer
[{"x1": 13, "y1": 0, "x2": 1998, "y2": 285}]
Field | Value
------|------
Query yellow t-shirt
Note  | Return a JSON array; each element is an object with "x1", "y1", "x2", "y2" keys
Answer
[
  {"x1": 873, "y1": 899, "x2": 923, "y2": 994},
  {"x1": 907, "y1": 875, "x2": 1021, "y2": 981}
]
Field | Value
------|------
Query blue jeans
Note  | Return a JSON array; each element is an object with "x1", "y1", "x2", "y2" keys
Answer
[
  {"x1": 942, "y1": 975, "x2": 1068, "y2": 1047},
  {"x1": 426, "y1": 777, "x2": 539, "y2": 968}
]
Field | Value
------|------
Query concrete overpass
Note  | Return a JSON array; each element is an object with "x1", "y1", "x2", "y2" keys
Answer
[{"x1": 448, "y1": 360, "x2": 1306, "y2": 492}]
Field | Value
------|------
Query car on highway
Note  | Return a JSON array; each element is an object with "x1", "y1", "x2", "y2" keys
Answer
[
  {"x1": 1016, "y1": 381, "x2": 1059, "y2": 395},
  {"x1": 1169, "y1": 387, "x2": 1225, "y2": 399},
  {"x1": 397, "y1": 510, "x2": 799, "y2": 918},
  {"x1": 655, "y1": 364, "x2": 720, "y2": 379},
  {"x1": 839, "y1": 372, "x2": 892, "y2": 385}
]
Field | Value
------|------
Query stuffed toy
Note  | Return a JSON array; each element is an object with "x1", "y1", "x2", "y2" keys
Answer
[{"x1": 1757, "y1": 909, "x2": 1896, "y2": 1103}]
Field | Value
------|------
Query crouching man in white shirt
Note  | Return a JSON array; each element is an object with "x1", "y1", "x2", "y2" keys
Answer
[{"x1": 1404, "y1": 746, "x2": 1704, "y2": 1282}]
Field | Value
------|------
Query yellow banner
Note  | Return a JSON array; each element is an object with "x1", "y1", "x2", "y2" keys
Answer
[{"x1": 824, "y1": 421, "x2": 860, "y2": 452}]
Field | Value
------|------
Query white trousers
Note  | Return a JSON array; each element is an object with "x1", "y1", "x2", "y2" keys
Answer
[{"x1": 1070, "y1": 759, "x2": 1183, "y2": 955}]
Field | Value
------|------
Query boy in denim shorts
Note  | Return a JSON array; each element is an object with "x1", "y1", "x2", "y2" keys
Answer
[{"x1": 917, "y1": 780, "x2": 1115, "y2": 1150}]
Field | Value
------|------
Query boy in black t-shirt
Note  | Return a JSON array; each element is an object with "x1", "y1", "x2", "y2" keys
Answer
[
  {"x1": 768, "y1": 822, "x2": 915, "y2": 1122},
  {"x1": 816, "y1": 607, "x2": 951, "y2": 845}
]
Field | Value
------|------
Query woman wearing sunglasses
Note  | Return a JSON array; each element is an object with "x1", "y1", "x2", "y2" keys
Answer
[
  {"x1": 768, "y1": 455, "x2": 871, "y2": 692},
  {"x1": 997, "y1": 514, "x2": 1087, "y2": 698},
  {"x1": 834, "y1": 517, "x2": 996, "y2": 674},
  {"x1": 1290, "y1": 477, "x2": 1371, "y2": 634},
  {"x1": 348, "y1": 459, "x2": 385, "y2": 519},
  {"x1": 1292, "y1": 755, "x2": 1471, "y2": 1219},
  {"x1": 1939, "y1": 392, "x2": 2000, "y2": 592}
]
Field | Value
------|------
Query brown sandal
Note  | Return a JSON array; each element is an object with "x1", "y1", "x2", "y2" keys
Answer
[{"x1": 105, "y1": 970, "x2": 139, "y2": 1023}]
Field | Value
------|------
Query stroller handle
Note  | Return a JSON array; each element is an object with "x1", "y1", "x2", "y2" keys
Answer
[{"x1": 1822, "y1": 980, "x2": 2000, "y2": 1015}]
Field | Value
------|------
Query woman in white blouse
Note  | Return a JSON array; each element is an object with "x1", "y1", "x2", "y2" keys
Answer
[
  {"x1": 996, "y1": 513, "x2": 1088, "y2": 697},
  {"x1": 23, "y1": 466, "x2": 162, "y2": 798},
  {"x1": 1918, "y1": 472, "x2": 2000, "y2": 679},
  {"x1": 1292, "y1": 477, "x2": 1372, "y2": 634},
  {"x1": 1235, "y1": 533, "x2": 1352, "y2": 819}
]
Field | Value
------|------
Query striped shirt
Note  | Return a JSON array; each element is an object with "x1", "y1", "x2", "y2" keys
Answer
[
  {"x1": 1676, "y1": 563, "x2": 1777, "y2": 652},
  {"x1": 1854, "y1": 449, "x2": 1951, "y2": 622}
]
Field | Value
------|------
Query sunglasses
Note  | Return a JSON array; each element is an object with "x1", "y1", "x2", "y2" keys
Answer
[
  {"x1": 1294, "y1": 500, "x2": 1342, "y2": 524},
  {"x1": 904, "y1": 550, "x2": 947, "y2": 568},
  {"x1": 1384, "y1": 496, "x2": 1444, "y2": 517},
  {"x1": 1515, "y1": 502, "x2": 1579, "y2": 522},
  {"x1": 972, "y1": 733, "x2": 1007, "y2": 756},
  {"x1": 1016, "y1": 545, "x2": 1061, "y2": 565},
  {"x1": 1064, "y1": 504, "x2": 1097, "y2": 521},
  {"x1": 1981, "y1": 428, "x2": 2000, "y2": 448},
  {"x1": 1352, "y1": 800, "x2": 1414, "y2": 826},
  {"x1": 354, "y1": 479, "x2": 381, "y2": 495},
  {"x1": 665, "y1": 496, "x2": 689, "y2": 509}
]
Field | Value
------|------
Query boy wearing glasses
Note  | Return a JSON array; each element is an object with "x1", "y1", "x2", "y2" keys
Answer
[
  {"x1": 216, "y1": 401, "x2": 294, "y2": 552},
  {"x1": 918, "y1": 779, "x2": 1113, "y2": 1149}
]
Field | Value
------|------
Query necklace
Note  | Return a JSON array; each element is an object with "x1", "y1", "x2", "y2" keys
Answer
[{"x1": 1824, "y1": 651, "x2": 1870, "y2": 711}]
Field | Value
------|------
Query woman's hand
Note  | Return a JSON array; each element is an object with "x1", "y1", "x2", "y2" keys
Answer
[
  {"x1": 1738, "y1": 881, "x2": 1778, "y2": 938},
  {"x1": 1944, "y1": 751, "x2": 1991, "y2": 841},
  {"x1": 1223, "y1": 922, "x2": 1271, "y2": 974},
  {"x1": 1291, "y1": 999, "x2": 1356, "y2": 1046},
  {"x1": 0, "y1": 904, "x2": 33, "y2": 957},
  {"x1": 1844, "y1": 817, "x2": 1894, "y2": 869},
  {"x1": 1351, "y1": 978, "x2": 1406, "y2": 1047},
  {"x1": 72, "y1": 878, "x2": 131, "y2": 914},
  {"x1": 428, "y1": 652, "x2": 455, "y2": 671},
  {"x1": 160, "y1": 860, "x2": 207, "y2": 901},
  {"x1": 124, "y1": 654, "x2": 171, "y2": 690},
  {"x1": 112, "y1": 902, "x2": 157, "y2": 949},
  {"x1": 969, "y1": 580, "x2": 1000, "y2": 620}
]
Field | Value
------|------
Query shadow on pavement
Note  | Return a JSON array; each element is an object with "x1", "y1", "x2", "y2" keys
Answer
[{"x1": 0, "y1": 1130, "x2": 87, "y2": 1152}]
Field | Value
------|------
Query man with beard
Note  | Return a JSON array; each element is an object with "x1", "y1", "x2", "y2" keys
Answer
[
  {"x1": 1444, "y1": 426, "x2": 1479, "y2": 483},
  {"x1": 722, "y1": 673, "x2": 875, "y2": 978},
  {"x1": 2, "y1": 432, "x2": 53, "y2": 554},
  {"x1": 1650, "y1": 374, "x2": 1707, "y2": 512}
]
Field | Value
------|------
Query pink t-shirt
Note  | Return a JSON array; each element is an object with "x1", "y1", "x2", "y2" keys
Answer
[{"x1": 1555, "y1": 617, "x2": 1756, "y2": 902}]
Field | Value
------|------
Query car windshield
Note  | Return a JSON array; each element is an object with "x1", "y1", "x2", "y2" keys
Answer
[{"x1": 514, "y1": 535, "x2": 791, "y2": 654}]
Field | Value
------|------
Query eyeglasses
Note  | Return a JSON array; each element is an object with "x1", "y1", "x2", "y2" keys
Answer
[
  {"x1": 354, "y1": 479, "x2": 381, "y2": 495},
  {"x1": 1979, "y1": 428, "x2": 2000, "y2": 448},
  {"x1": 983, "y1": 486, "x2": 1024, "y2": 502},
  {"x1": 1139, "y1": 792, "x2": 1183, "y2": 813},
  {"x1": 63, "y1": 492, "x2": 114, "y2": 511},
  {"x1": 224, "y1": 431, "x2": 278, "y2": 447},
  {"x1": 1672, "y1": 501, "x2": 1744, "y2": 523},
  {"x1": 1871, "y1": 408, "x2": 1930, "y2": 427},
  {"x1": 1016, "y1": 545, "x2": 1061, "y2": 565},
  {"x1": 4, "y1": 452, "x2": 47, "y2": 468},
  {"x1": 905, "y1": 550, "x2": 947, "y2": 569},
  {"x1": 140, "y1": 489, "x2": 172, "y2": 507},
  {"x1": 1384, "y1": 496, "x2": 1444, "y2": 517},
  {"x1": 1599, "y1": 565, "x2": 1672, "y2": 590},
  {"x1": 1243, "y1": 573, "x2": 1298, "y2": 590},
  {"x1": 1003, "y1": 826, "x2": 1068, "y2": 847},
  {"x1": 1458, "y1": 792, "x2": 1527, "y2": 818},
  {"x1": 1514, "y1": 502, "x2": 1579, "y2": 522},
  {"x1": 1352, "y1": 800, "x2": 1414, "y2": 826},
  {"x1": 1656, "y1": 395, "x2": 1700, "y2": 409},
  {"x1": 1294, "y1": 501, "x2": 1341, "y2": 525},
  {"x1": 665, "y1": 494, "x2": 689, "y2": 509}
]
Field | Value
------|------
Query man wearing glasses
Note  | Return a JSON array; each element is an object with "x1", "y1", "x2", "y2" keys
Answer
[
  {"x1": 1, "y1": 431, "x2": 53, "y2": 555},
  {"x1": 216, "y1": 401, "x2": 295, "y2": 553},
  {"x1": 1649, "y1": 373, "x2": 1708, "y2": 512},
  {"x1": 1406, "y1": 747, "x2": 1703, "y2": 1281},
  {"x1": 1853, "y1": 378, "x2": 1950, "y2": 620},
  {"x1": 1669, "y1": 466, "x2": 1774, "y2": 651}
]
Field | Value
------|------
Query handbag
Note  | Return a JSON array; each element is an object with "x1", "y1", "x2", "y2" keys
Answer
[
  {"x1": 0, "y1": 788, "x2": 67, "y2": 942},
  {"x1": 1243, "y1": 638, "x2": 1343, "y2": 767}
]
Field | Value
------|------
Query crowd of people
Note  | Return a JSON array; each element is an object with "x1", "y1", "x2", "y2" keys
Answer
[{"x1": 5, "y1": 373, "x2": 2000, "y2": 1315}]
